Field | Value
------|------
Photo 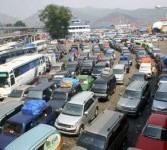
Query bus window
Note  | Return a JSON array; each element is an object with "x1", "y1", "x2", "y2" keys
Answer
[{"x1": 10, "y1": 75, "x2": 15, "y2": 86}]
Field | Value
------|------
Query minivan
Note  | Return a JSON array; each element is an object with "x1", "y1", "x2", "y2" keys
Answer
[
  {"x1": 113, "y1": 64, "x2": 126, "y2": 84},
  {"x1": 0, "y1": 100, "x2": 57, "y2": 149},
  {"x1": 73, "y1": 110, "x2": 128, "y2": 150},
  {"x1": 0, "y1": 101, "x2": 23, "y2": 131},
  {"x1": 26, "y1": 81, "x2": 56, "y2": 102},
  {"x1": 152, "y1": 83, "x2": 167, "y2": 113},
  {"x1": 5, "y1": 124, "x2": 63, "y2": 150}
]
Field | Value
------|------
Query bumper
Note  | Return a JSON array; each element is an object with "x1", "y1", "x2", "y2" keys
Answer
[
  {"x1": 55, "y1": 124, "x2": 78, "y2": 135},
  {"x1": 117, "y1": 107, "x2": 137, "y2": 116},
  {"x1": 94, "y1": 93, "x2": 107, "y2": 99}
]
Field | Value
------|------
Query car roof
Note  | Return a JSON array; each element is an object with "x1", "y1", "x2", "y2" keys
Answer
[
  {"x1": 127, "y1": 81, "x2": 147, "y2": 91},
  {"x1": 140, "y1": 63, "x2": 151, "y2": 67},
  {"x1": 77, "y1": 75, "x2": 89, "y2": 79},
  {"x1": 5, "y1": 124, "x2": 59, "y2": 150},
  {"x1": 132, "y1": 72, "x2": 146, "y2": 76},
  {"x1": 0, "y1": 101, "x2": 23, "y2": 120},
  {"x1": 54, "y1": 87, "x2": 72, "y2": 93},
  {"x1": 95, "y1": 62, "x2": 106, "y2": 66},
  {"x1": 14, "y1": 85, "x2": 33, "y2": 91},
  {"x1": 30, "y1": 82, "x2": 55, "y2": 91},
  {"x1": 85, "y1": 110, "x2": 124, "y2": 137},
  {"x1": 113, "y1": 64, "x2": 125, "y2": 69},
  {"x1": 68, "y1": 91, "x2": 94, "y2": 105},
  {"x1": 148, "y1": 113, "x2": 167, "y2": 128}
]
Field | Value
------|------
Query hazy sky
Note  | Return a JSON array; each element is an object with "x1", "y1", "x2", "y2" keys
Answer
[{"x1": 0, "y1": 0, "x2": 167, "y2": 19}]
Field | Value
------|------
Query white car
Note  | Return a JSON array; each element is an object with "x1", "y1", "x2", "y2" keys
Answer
[{"x1": 139, "y1": 63, "x2": 153, "y2": 78}]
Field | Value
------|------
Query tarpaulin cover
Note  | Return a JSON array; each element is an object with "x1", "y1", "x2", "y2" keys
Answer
[
  {"x1": 163, "y1": 56, "x2": 167, "y2": 65},
  {"x1": 21, "y1": 100, "x2": 47, "y2": 116},
  {"x1": 61, "y1": 78, "x2": 79, "y2": 88},
  {"x1": 141, "y1": 57, "x2": 152, "y2": 63},
  {"x1": 120, "y1": 55, "x2": 129, "y2": 60}
]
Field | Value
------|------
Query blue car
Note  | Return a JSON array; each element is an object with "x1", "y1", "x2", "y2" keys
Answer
[{"x1": 0, "y1": 100, "x2": 57, "y2": 149}]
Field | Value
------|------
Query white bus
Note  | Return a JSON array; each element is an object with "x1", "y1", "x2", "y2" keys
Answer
[
  {"x1": 0, "y1": 54, "x2": 47, "y2": 99},
  {"x1": 32, "y1": 40, "x2": 47, "y2": 52}
]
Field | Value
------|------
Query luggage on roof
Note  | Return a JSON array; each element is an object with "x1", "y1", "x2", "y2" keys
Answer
[
  {"x1": 21, "y1": 100, "x2": 47, "y2": 116},
  {"x1": 60, "y1": 78, "x2": 79, "y2": 88},
  {"x1": 120, "y1": 55, "x2": 129, "y2": 60}
]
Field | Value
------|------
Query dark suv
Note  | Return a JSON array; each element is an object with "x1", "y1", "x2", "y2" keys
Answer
[
  {"x1": 91, "y1": 75, "x2": 116, "y2": 101},
  {"x1": 48, "y1": 84, "x2": 82, "y2": 113},
  {"x1": 117, "y1": 80, "x2": 150, "y2": 116},
  {"x1": 74, "y1": 110, "x2": 128, "y2": 150},
  {"x1": 80, "y1": 60, "x2": 94, "y2": 75}
]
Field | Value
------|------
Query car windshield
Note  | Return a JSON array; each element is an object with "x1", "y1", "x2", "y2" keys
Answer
[
  {"x1": 3, "y1": 122, "x2": 22, "y2": 136},
  {"x1": 119, "y1": 60, "x2": 128, "y2": 64},
  {"x1": 52, "y1": 91, "x2": 66, "y2": 101},
  {"x1": 132, "y1": 74, "x2": 145, "y2": 81},
  {"x1": 113, "y1": 69, "x2": 123, "y2": 74},
  {"x1": 143, "y1": 125, "x2": 167, "y2": 140},
  {"x1": 52, "y1": 66, "x2": 61, "y2": 70},
  {"x1": 82, "y1": 63, "x2": 92, "y2": 67},
  {"x1": 77, "y1": 131, "x2": 106, "y2": 150},
  {"x1": 123, "y1": 89, "x2": 141, "y2": 99},
  {"x1": 140, "y1": 66, "x2": 151, "y2": 71},
  {"x1": 94, "y1": 66, "x2": 104, "y2": 71},
  {"x1": 155, "y1": 92, "x2": 167, "y2": 101},
  {"x1": 27, "y1": 90, "x2": 42, "y2": 99},
  {"x1": 0, "y1": 72, "x2": 10, "y2": 88},
  {"x1": 159, "y1": 75, "x2": 167, "y2": 81},
  {"x1": 62, "y1": 103, "x2": 83, "y2": 116},
  {"x1": 9, "y1": 90, "x2": 23, "y2": 98}
]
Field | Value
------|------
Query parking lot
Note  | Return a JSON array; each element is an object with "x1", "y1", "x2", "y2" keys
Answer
[{"x1": 60, "y1": 41, "x2": 164, "y2": 149}]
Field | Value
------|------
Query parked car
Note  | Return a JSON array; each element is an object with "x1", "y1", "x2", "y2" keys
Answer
[
  {"x1": 54, "y1": 91, "x2": 98, "y2": 135},
  {"x1": 92, "y1": 62, "x2": 107, "y2": 78},
  {"x1": 73, "y1": 110, "x2": 128, "y2": 150},
  {"x1": 80, "y1": 60, "x2": 94, "y2": 75},
  {"x1": 117, "y1": 81, "x2": 150, "y2": 116},
  {"x1": 118, "y1": 56, "x2": 130, "y2": 73},
  {"x1": 65, "y1": 61, "x2": 80, "y2": 77},
  {"x1": 0, "y1": 100, "x2": 57, "y2": 149},
  {"x1": 135, "y1": 113, "x2": 167, "y2": 150},
  {"x1": 3, "y1": 85, "x2": 33, "y2": 102},
  {"x1": 26, "y1": 82, "x2": 56, "y2": 102},
  {"x1": 139, "y1": 63, "x2": 153, "y2": 78},
  {"x1": 113, "y1": 64, "x2": 126, "y2": 84},
  {"x1": 48, "y1": 84, "x2": 82, "y2": 112},
  {"x1": 128, "y1": 72, "x2": 147, "y2": 84},
  {"x1": 5, "y1": 124, "x2": 63, "y2": 150},
  {"x1": 152, "y1": 83, "x2": 167, "y2": 113},
  {"x1": 76, "y1": 75, "x2": 95, "y2": 91},
  {"x1": 91, "y1": 75, "x2": 116, "y2": 101},
  {"x1": 0, "y1": 101, "x2": 23, "y2": 131}
]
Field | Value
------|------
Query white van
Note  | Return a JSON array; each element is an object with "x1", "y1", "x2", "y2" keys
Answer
[
  {"x1": 113, "y1": 64, "x2": 126, "y2": 84},
  {"x1": 139, "y1": 63, "x2": 152, "y2": 78}
]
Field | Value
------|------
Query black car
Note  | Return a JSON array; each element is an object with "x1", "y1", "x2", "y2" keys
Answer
[
  {"x1": 91, "y1": 75, "x2": 116, "y2": 101},
  {"x1": 118, "y1": 57, "x2": 130, "y2": 73},
  {"x1": 48, "y1": 84, "x2": 82, "y2": 113},
  {"x1": 80, "y1": 60, "x2": 94, "y2": 75},
  {"x1": 92, "y1": 62, "x2": 107, "y2": 78},
  {"x1": 65, "y1": 61, "x2": 80, "y2": 77}
]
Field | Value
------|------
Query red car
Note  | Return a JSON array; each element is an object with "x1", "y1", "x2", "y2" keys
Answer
[{"x1": 135, "y1": 113, "x2": 167, "y2": 150}]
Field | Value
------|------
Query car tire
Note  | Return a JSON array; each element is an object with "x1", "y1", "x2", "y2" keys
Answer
[{"x1": 78, "y1": 125, "x2": 84, "y2": 135}]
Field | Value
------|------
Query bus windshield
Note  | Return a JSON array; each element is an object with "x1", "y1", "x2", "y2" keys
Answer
[{"x1": 0, "y1": 72, "x2": 9, "y2": 88}]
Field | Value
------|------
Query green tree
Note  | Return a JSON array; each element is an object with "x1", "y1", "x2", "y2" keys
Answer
[
  {"x1": 13, "y1": 20, "x2": 26, "y2": 27},
  {"x1": 5, "y1": 23, "x2": 13, "y2": 27},
  {"x1": 39, "y1": 4, "x2": 72, "y2": 39}
]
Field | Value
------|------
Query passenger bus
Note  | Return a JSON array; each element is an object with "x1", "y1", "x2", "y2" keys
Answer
[
  {"x1": 0, "y1": 54, "x2": 47, "y2": 99},
  {"x1": 32, "y1": 40, "x2": 47, "y2": 52},
  {"x1": 0, "y1": 46, "x2": 36, "y2": 64}
]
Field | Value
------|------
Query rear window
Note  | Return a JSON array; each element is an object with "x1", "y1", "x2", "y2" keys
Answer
[
  {"x1": 143, "y1": 124, "x2": 167, "y2": 140},
  {"x1": 77, "y1": 131, "x2": 106, "y2": 150}
]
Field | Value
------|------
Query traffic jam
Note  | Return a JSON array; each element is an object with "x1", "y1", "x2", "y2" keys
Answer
[{"x1": 0, "y1": 33, "x2": 167, "y2": 150}]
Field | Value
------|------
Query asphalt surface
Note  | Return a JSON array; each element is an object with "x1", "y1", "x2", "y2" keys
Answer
[{"x1": 59, "y1": 41, "x2": 162, "y2": 150}]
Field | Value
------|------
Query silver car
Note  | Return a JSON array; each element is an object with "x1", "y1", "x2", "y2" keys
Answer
[
  {"x1": 117, "y1": 81, "x2": 150, "y2": 116},
  {"x1": 54, "y1": 91, "x2": 98, "y2": 135},
  {"x1": 152, "y1": 83, "x2": 167, "y2": 113}
]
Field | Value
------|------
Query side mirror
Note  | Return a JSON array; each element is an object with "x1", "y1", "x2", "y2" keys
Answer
[{"x1": 84, "y1": 111, "x2": 88, "y2": 116}]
